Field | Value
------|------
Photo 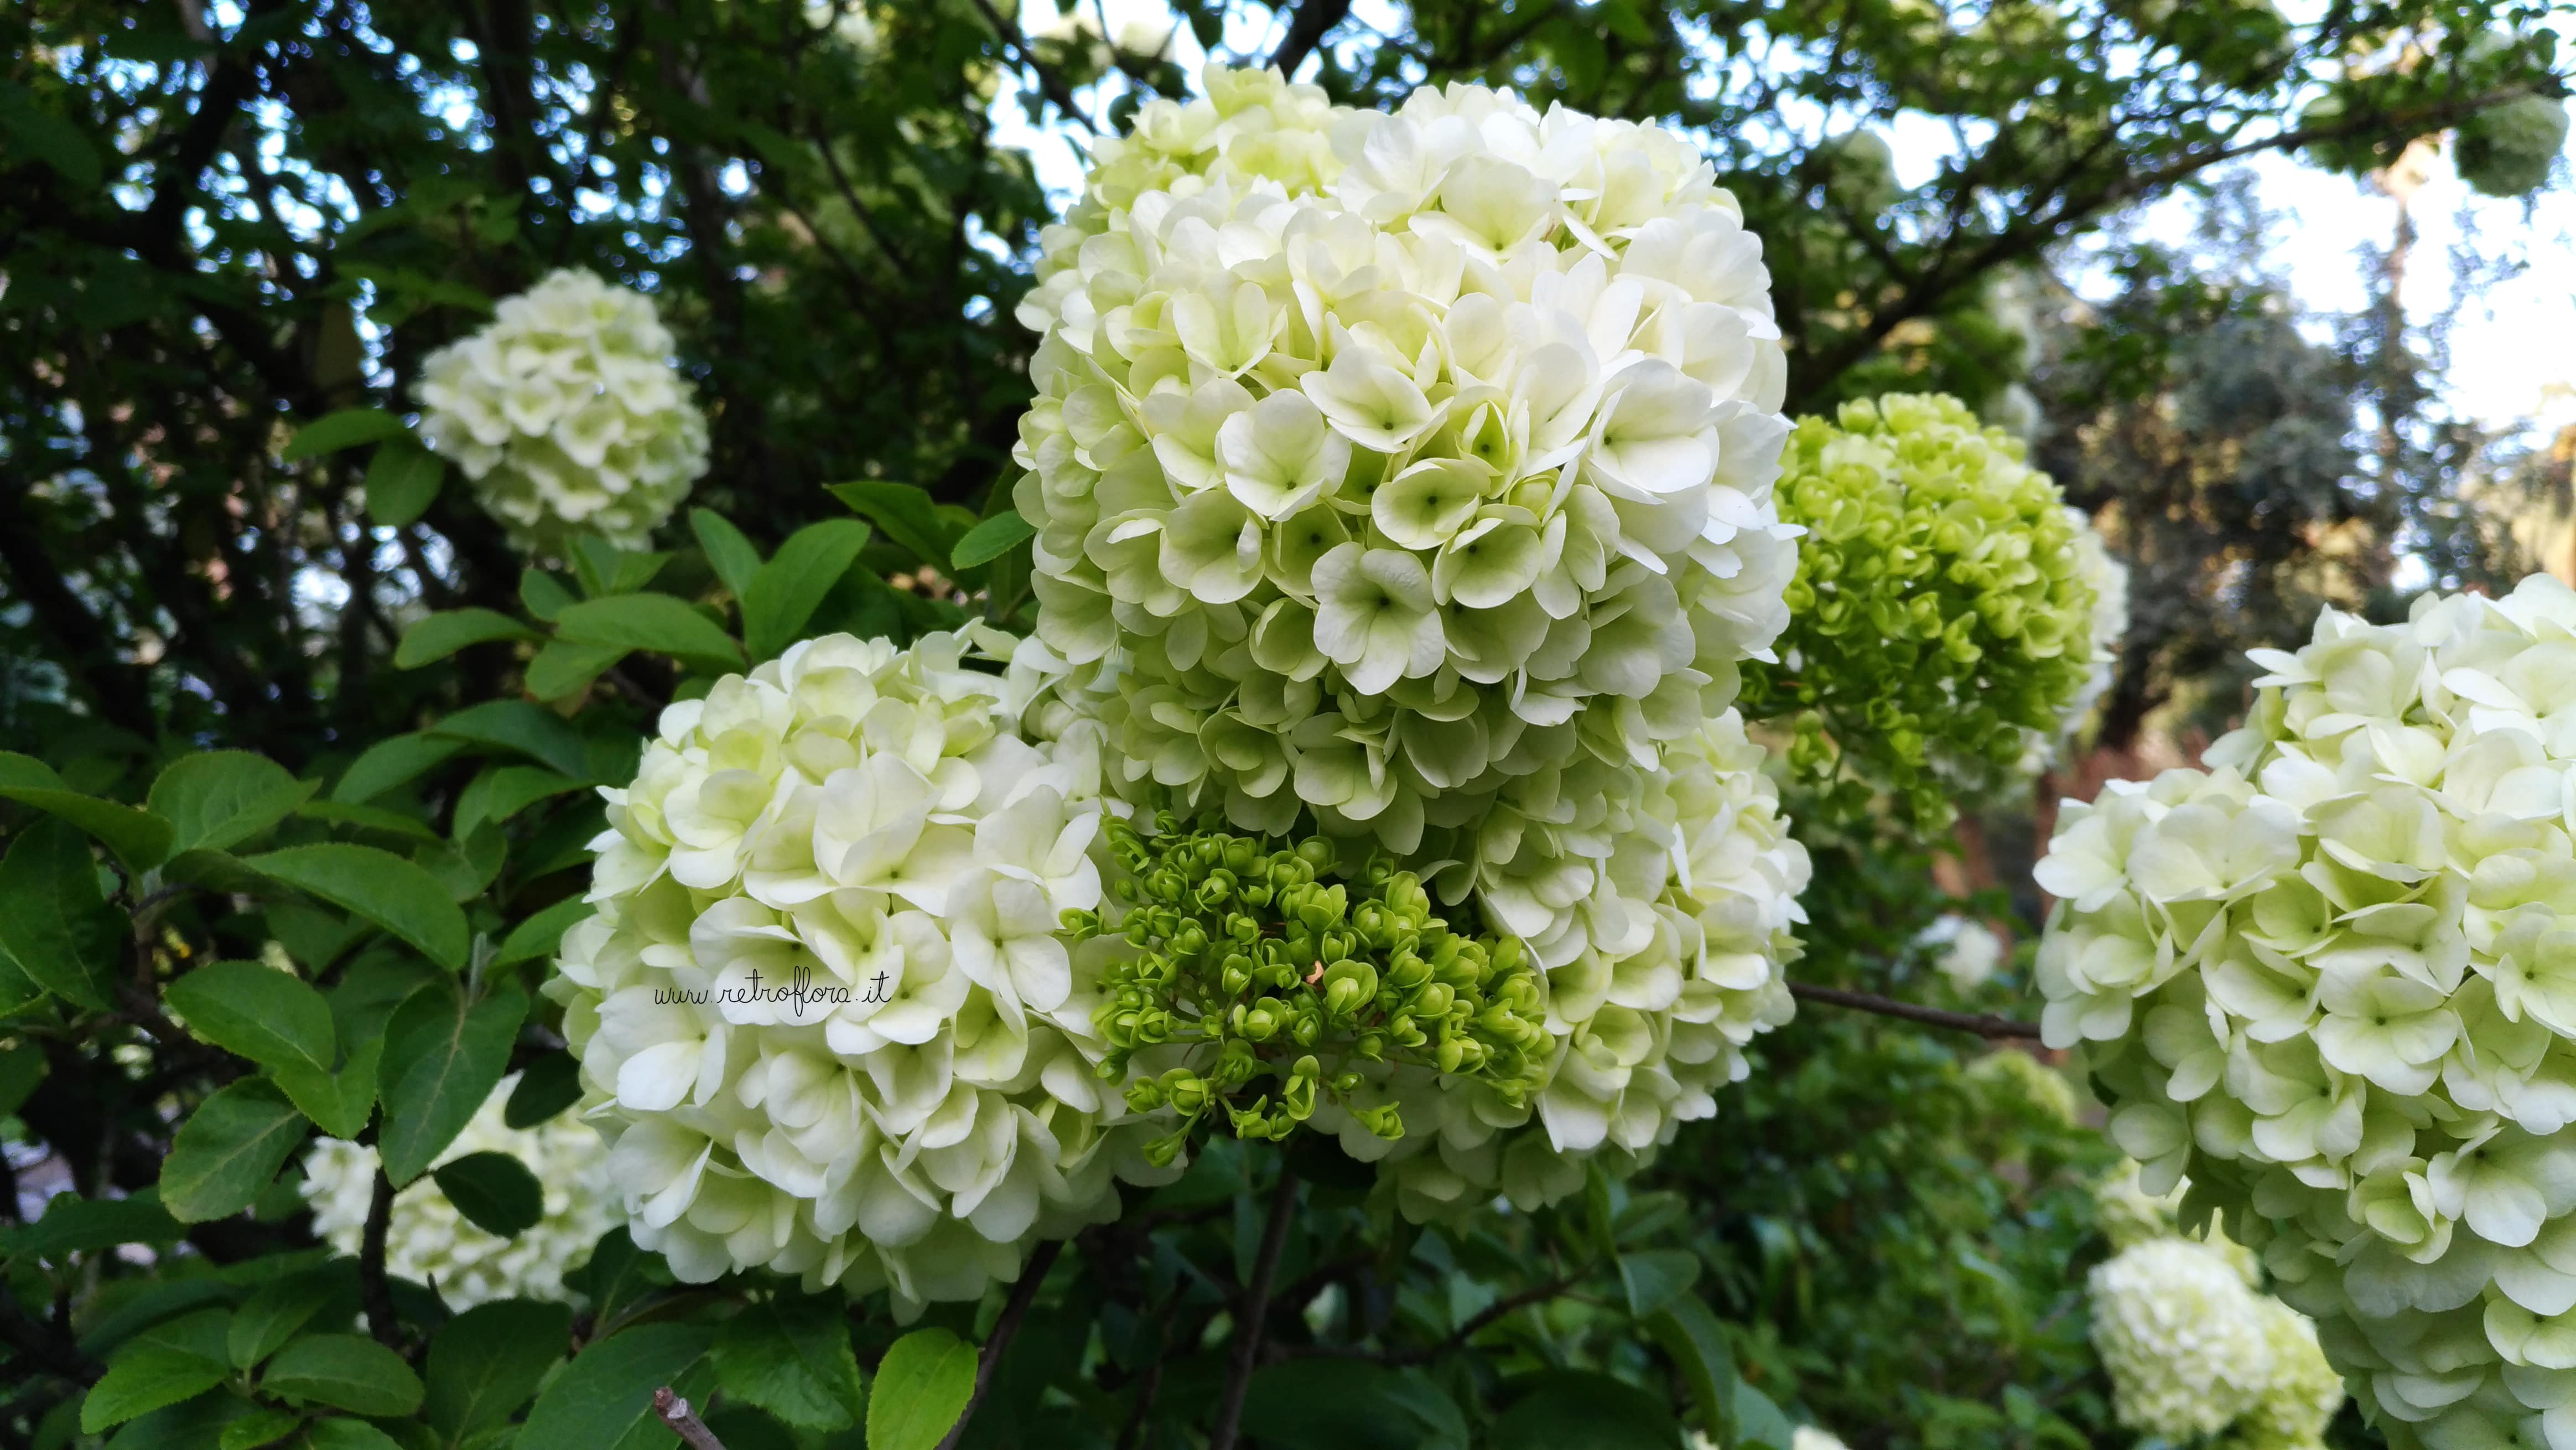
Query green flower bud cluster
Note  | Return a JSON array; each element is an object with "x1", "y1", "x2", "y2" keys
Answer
[
  {"x1": 1742, "y1": 393, "x2": 2102, "y2": 831},
  {"x1": 1068, "y1": 812, "x2": 1548, "y2": 1166}
]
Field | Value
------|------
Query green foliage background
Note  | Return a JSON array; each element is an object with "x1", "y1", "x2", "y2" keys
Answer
[{"x1": 0, "y1": 1, "x2": 2565, "y2": 1447}]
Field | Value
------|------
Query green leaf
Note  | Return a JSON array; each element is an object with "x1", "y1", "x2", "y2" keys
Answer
[
  {"x1": 431, "y1": 1151, "x2": 544, "y2": 1237},
  {"x1": 950, "y1": 509, "x2": 1036, "y2": 571},
  {"x1": 363, "y1": 437, "x2": 445, "y2": 526},
  {"x1": 570, "y1": 537, "x2": 672, "y2": 597},
  {"x1": 454, "y1": 765, "x2": 585, "y2": 837},
  {"x1": 160, "y1": 1078, "x2": 307, "y2": 1223},
  {"x1": 0, "y1": 749, "x2": 175, "y2": 870},
  {"x1": 1, "y1": 1192, "x2": 183, "y2": 1263},
  {"x1": 502, "y1": 1049, "x2": 583, "y2": 1128},
  {"x1": 282, "y1": 408, "x2": 407, "y2": 463},
  {"x1": 427, "y1": 1299, "x2": 573, "y2": 1439},
  {"x1": 1731, "y1": 1382, "x2": 1800, "y2": 1450},
  {"x1": 331, "y1": 733, "x2": 464, "y2": 805},
  {"x1": 518, "y1": 1322, "x2": 715, "y2": 1450},
  {"x1": 1618, "y1": 1249, "x2": 1702, "y2": 1320},
  {"x1": 1646, "y1": 1299, "x2": 1737, "y2": 1438},
  {"x1": 262, "y1": 1334, "x2": 424, "y2": 1417},
  {"x1": 520, "y1": 568, "x2": 577, "y2": 622},
  {"x1": 300, "y1": 1420, "x2": 405, "y2": 1449},
  {"x1": 525, "y1": 640, "x2": 630, "y2": 701},
  {"x1": 378, "y1": 986, "x2": 524, "y2": 1185},
  {"x1": 691, "y1": 509, "x2": 765, "y2": 599},
  {"x1": 827, "y1": 481, "x2": 966, "y2": 567},
  {"x1": 741, "y1": 519, "x2": 870, "y2": 660},
  {"x1": 270, "y1": 1030, "x2": 380, "y2": 1141},
  {"x1": 0, "y1": 1038, "x2": 47, "y2": 1117},
  {"x1": 494, "y1": 897, "x2": 594, "y2": 967},
  {"x1": 866, "y1": 1327, "x2": 977, "y2": 1450},
  {"x1": 0, "y1": 816, "x2": 122, "y2": 1011},
  {"x1": 227, "y1": 1271, "x2": 340, "y2": 1371},
  {"x1": 394, "y1": 609, "x2": 539, "y2": 670},
  {"x1": 242, "y1": 844, "x2": 470, "y2": 971},
  {"x1": 81, "y1": 1348, "x2": 230, "y2": 1433},
  {"x1": 428, "y1": 700, "x2": 593, "y2": 780},
  {"x1": 554, "y1": 594, "x2": 742, "y2": 669},
  {"x1": 217, "y1": 1407, "x2": 304, "y2": 1449},
  {"x1": 165, "y1": 961, "x2": 336, "y2": 1074},
  {"x1": 149, "y1": 753, "x2": 314, "y2": 856},
  {"x1": 294, "y1": 800, "x2": 439, "y2": 844},
  {"x1": 0, "y1": 80, "x2": 104, "y2": 189},
  {"x1": 1488, "y1": 1372, "x2": 1683, "y2": 1450},
  {"x1": 711, "y1": 1293, "x2": 863, "y2": 1431},
  {"x1": 1237, "y1": 1360, "x2": 1469, "y2": 1450}
]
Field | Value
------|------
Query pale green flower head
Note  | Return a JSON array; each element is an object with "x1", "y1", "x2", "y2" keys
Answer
[
  {"x1": 417, "y1": 268, "x2": 709, "y2": 552},
  {"x1": 1011, "y1": 63, "x2": 1800, "y2": 963},
  {"x1": 2034, "y1": 573, "x2": 2576, "y2": 1446},
  {"x1": 1742, "y1": 392, "x2": 2111, "y2": 832}
]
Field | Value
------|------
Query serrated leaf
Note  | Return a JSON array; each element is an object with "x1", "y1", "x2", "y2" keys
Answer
[
  {"x1": 454, "y1": 765, "x2": 585, "y2": 839},
  {"x1": 269, "y1": 1030, "x2": 380, "y2": 1141},
  {"x1": 502, "y1": 1049, "x2": 582, "y2": 1128},
  {"x1": 331, "y1": 732, "x2": 464, "y2": 805},
  {"x1": 741, "y1": 519, "x2": 870, "y2": 660},
  {"x1": 363, "y1": 436, "x2": 444, "y2": 526},
  {"x1": 431, "y1": 1151, "x2": 543, "y2": 1237},
  {"x1": 164, "y1": 960, "x2": 336, "y2": 1074},
  {"x1": 242, "y1": 844, "x2": 470, "y2": 971},
  {"x1": 149, "y1": 753, "x2": 314, "y2": 856},
  {"x1": 282, "y1": 408, "x2": 406, "y2": 463},
  {"x1": 711, "y1": 1292, "x2": 863, "y2": 1431},
  {"x1": 227, "y1": 1270, "x2": 340, "y2": 1370},
  {"x1": 262, "y1": 1334, "x2": 423, "y2": 1417},
  {"x1": 0, "y1": 816, "x2": 122, "y2": 1011},
  {"x1": 866, "y1": 1327, "x2": 977, "y2": 1450},
  {"x1": 951, "y1": 509, "x2": 1035, "y2": 571},
  {"x1": 394, "y1": 609, "x2": 539, "y2": 670},
  {"x1": 691, "y1": 509, "x2": 764, "y2": 599},
  {"x1": 161, "y1": 1078, "x2": 307, "y2": 1223},
  {"x1": 518, "y1": 1322, "x2": 714, "y2": 1450},
  {"x1": 826, "y1": 481, "x2": 966, "y2": 568},
  {"x1": 0, "y1": 749, "x2": 175, "y2": 870},
  {"x1": 217, "y1": 1407, "x2": 303, "y2": 1449},
  {"x1": 426, "y1": 1299, "x2": 572, "y2": 1439},
  {"x1": 428, "y1": 700, "x2": 592, "y2": 780},
  {"x1": 302, "y1": 1418, "x2": 406, "y2": 1449},
  {"x1": 494, "y1": 897, "x2": 594, "y2": 967},
  {"x1": 295, "y1": 800, "x2": 440, "y2": 843},
  {"x1": 554, "y1": 593, "x2": 742, "y2": 669},
  {"x1": 80, "y1": 1347, "x2": 228, "y2": 1433},
  {"x1": 378, "y1": 986, "x2": 524, "y2": 1185}
]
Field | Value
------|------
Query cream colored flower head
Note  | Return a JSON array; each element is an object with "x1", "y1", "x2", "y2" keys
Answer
[
  {"x1": 301, "y1": 1073, "x2": 617, "y2": 1309},
  {"x1": 417, "y1": 268, "x2": 709, "y2": 552},
  {"x1": 2035, "y1": 573, "x2": 2576, "y2": 1444},
  {"x1": 1297, "y1": 709, "x2": 1809, "y2": 1223},
  {"x1": 2088, "y1": 1236, "x2": 2340, "y2": 1446},
  {"x1": 549, "y1": 625, "x2": 1175, "y2": 1318},
  {"x1": 1011, "y1": 63, "x2": 1798, "y2": 960}
]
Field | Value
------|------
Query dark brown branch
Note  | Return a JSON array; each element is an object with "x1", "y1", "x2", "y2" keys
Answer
[
  {"x1": 359, "y1": 1167, "x2": 402, "y2": 1349},
  {"x1": 1788, "y1": 981, "x2": 2044, "y2": 1041},
  {"x1": 964, "y1": 0, "x2": 1098, "y2": 132},
  {"x1": 936, "y1": 1237, "x2": 1065, "y2": 1450},
  {"x1": 1211, "y1": 1169, "x2": 1299, "y2": 1450},
  {"x1": 653, "y1": 1387, "x2": 730, "y2": 1449},
  {"x1": 1269, "y1": 0, "x2": 1354, "y2": 77}
]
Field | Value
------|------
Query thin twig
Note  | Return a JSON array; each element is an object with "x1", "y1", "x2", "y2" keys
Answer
[
  {"x1": 653, "y1": 1387, "x2": 729, "y2": 1450},
  {"x1": 1788, "y1": 981, "x2": 2044, "y2": 1041},
  {"x1": 936, "y1": 1238, "x2": 1066, "y2": 1450},
  {"x1": 1211, "y1": 1168, "x2": 1299, "y2": 1450},
  {"x1": 964, "y1": 0, "x2": 1098, "y2": 132},
  {"x1": 1282, "y1": 1273, "x2": 1580, "y2": 1366},
  {"x1": 359, "y1": 1167, "x2": 402, "y2": 1349}
]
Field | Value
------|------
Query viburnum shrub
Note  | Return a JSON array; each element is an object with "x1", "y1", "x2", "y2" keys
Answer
[
  {"x1": 418, "y1": 268, "x2": 710, "y2": 551},
  {"x1": 2034, "y1": 574, "x2": 2576, "y2": 1446},
  {"x1": 1741, "y1": 393, "x2": 2121, "y2": 830}
]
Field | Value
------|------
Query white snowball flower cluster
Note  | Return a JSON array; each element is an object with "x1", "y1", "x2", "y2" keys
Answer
[
  {"x1": 1011, "y1": 64, "x2": 1799, "y2": 965},
  {"x1": 1297, "y1": 710, "x2": 1808, "y2": 1220},
  {"x1": 416, "y1": 268, "x2": 709, "y2": 551},
  {"x1": 548, "y1": 625, "x2": 1174, "y2": 1316},
  {"x1": 2090, "y1": 1237, "x2": 2338, "y2": 1447},
  {"x1": 2034, "y1": 574, "x2": 2576, "y2": 1447},
  {"x1": 300, "y1": 1074, "x2": 617, "y2": 1309},
  {"x1": 1919, "y1": 913, "x2": 2006, "y2": 992}
]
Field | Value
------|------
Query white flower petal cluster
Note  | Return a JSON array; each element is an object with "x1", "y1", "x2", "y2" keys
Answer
[
  {"x1": 1297, "y1": 711, "x2": 1808, "y2": 1220},
  {"x1": 2089, "y1": 1236, "x2": 2339, "y2": 1447},
  {"x1": 548, "y1": 626, "x2": 1173, "y2": 1317},
  {"x1": 2035, "y1": 574, "x2": 2576, "y2": 1447},
  {"x1": 300, "y1": 1074, "x2": 617, "y2": 1309},
  {"x1": 1920, "y1": 913, "x2": 2007, "y2": 991},
  {"x1": 1012, "y1": 64, "x2": 1799, "y2": 961},
  {"x1": 417, "y1": 268, "x2": 709, "y2": 551}
]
